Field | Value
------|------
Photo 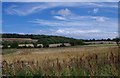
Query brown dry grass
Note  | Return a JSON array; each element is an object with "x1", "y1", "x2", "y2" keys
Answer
[
  {"x1": 3, "y1": 46, "x2": 118, "y2": 63},
  {"x1": 2, "y1": 45, "x2": 119, "y2": 76}
]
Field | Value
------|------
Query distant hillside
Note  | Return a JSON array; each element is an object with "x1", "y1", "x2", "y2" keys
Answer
[
  {"x1": 1, "y1": 33, "x2": 119, "y2": 49},
  {"x1": 2, "y1": 33, "x2": 75, "y2": 39},
  {"x1": 2, "y1": 33, "x2": 84, "y2": 46},
  {"x1": 2, "y1": 38, "x2": 38, "y2": 43}
]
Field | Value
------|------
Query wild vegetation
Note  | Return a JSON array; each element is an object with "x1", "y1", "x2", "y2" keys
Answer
[
  {"x1": 2, "y1": 46, "x2": 120, "y2": 76},
  {"x1": 1, "y1": 33, "x2": 120, "y2": 76},
  {"x1": 2, "y1": 33, "x2": 84, "y2": 49},
  {"x1": 2, "y1": 33, "x2": 119, "y2": 49}
]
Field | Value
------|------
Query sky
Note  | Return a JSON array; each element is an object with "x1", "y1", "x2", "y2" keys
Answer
[
  {"x1": 0, "y1": 2, "x2": 2, "y2": 33},
  {"x1": 2, "y1": 0, "x2": 120, "y2": 2},
  {"x1": 2, "y1": 2, "x2": 118, "y2": 39}
]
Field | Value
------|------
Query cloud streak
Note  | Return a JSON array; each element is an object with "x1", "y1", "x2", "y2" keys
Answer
[
  {"x1": 29, "y1": 7, "x2": 117, "y2": 39},
  {"x1": 4, "y1": 2, "x2": 118, "y2": 16},
  {"x1": 36, "y1": 28, "x2": 117, "y2": 39},
  {"x1": 3, "y1": 2, "x2": 118, "y2": 39},
  {"x1": 53, "y1": 16, "x2": 67, "y2": 20}
]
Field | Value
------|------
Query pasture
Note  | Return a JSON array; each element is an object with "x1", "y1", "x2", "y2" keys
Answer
[{"x1": 2, "y1": 44, "x2": 120, "y2": 76}]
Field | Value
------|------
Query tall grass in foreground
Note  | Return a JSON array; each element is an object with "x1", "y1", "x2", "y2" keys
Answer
[{"x1": 2, "y1": 47, "x2": 120, "y2": 76}]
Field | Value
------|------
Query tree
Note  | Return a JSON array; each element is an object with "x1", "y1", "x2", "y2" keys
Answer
[
  {"x1": 43, "y1": 43, "x2": 49, "y2": 48},
  {"x1": 2, "y1": 41, "x2": 9, "y2": 49},
  {"x1": 43, "y1": 39, "x2": 49, "y2": 48},
  {"x1": 115, "y1": 37, "x2": 120, "y2": 47},
  {"x1": 33, "y1": 42, "x2": 38, "y2": 48},
  {"x1": 70, "y1": 40, "x2": 76, "y2": 46},
  {"x1": 10, "y1": 42, "x2": 19, "y2": 48},
  {"x1": 92, "y1": 38, "x2": 95, "y2": 41},
  {"x1": 76, "y1": 40, "x2": 84, "y2": 45},
  {"x1": 60, "y1": 43, "x2": 65, "y2": 47},
  {"x1": 107, "y1": 38, "x2": 111, "y2": 41}
]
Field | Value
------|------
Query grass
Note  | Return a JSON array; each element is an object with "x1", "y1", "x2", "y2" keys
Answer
[
  {"x1": 84, "y1": 44, "x2": 117, "y2": 47},
  {"x1": 2, "y1": 45, "x2": 120, "y2": 76},
  {"x1": 2, "y1": 44, "x2": 117, "y2": 55},
  {"x1": 2, "y1": 49, "x2": 17, "y2": 55}
]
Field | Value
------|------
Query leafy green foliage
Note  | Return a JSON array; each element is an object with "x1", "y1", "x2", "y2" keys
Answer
[
  {"x1": 2, "y1": 41, "x2": 9, "y2": 49},
  {"x1": 114, "y1": 37, "x2": 120, "y2": 47},
  {"x1": 2, "y1": 33, "x2": 84, "y2": 49},
  {"x1": 10, "y1": 42, "x2": 19, "y2": 48}
]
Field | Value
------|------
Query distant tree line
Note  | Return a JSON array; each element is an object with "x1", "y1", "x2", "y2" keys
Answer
[
  {"x1": 115, "y1": 37, "x2": 120, "y2": 47},
  {"x1": 2, "y1": 33, "x2": 118, "y2": 41},
  {"x1": 2, "y1": 41, "x2": 42, "y2": 49},
  {"x1": 83, "y1": 38, "x2": 117, "y2": 42},
  {"x1": 1, "y1": 33, "x2": 85, "y2": 49},
  {"x1": 1, "y1": 33, "x2": 120, "y2": 49}
]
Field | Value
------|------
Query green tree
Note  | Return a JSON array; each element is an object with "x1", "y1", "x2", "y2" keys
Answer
[
  {"x1": 60, "y1": 43, "x2": 65, "y2": 47},
  {"x1": 10, "y1": 42, "x2": 19, "y2": 48},
  {"x1": 115, "y1": 37, "x2": 120, "y2": 47},
  {"x1": 38, "y1": 38, "x2": 49, "y2": 48},
  {"x1": 70, "y1": 40, "x2": 76, "y2": 46},
  {"x1": 2, "y1": 41, "x2": 9, "y2": 49},
  {"x1": 33, "y1": 42, "x2": 38, "y2": 48},
  {"x1": 43, "y1": 40, "x2": 49, "y2": 48}
]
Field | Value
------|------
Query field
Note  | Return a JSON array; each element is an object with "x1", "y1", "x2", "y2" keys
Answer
[{"x1": 2, "y1": 44, "x2": 120, "y2": 76}]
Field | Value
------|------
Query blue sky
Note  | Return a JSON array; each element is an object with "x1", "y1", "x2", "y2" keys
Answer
[
  {"x1": 2, "y1": 0, "x2": 120, "y2": 2},
  {"x1": 2, "y1": 2, "x2": 118, "y2": 39}
]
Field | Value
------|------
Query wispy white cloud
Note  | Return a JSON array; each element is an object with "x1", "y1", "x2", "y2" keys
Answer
[
  {"x1": 56, "y1": 29, "x2": 101, "y2": 34},
  {"x1": 29, "y1": 19, "x2": 93, "y2": 27},
  {"x1": 3, "y1": 2, "x2": 118, "y2": 39},
  {"x1": 52, "y1": 8, "x2": 72, "y2": 16},
  {"x1": 29, "y1": 9, "x2": 117, "y2": 39},
  {"x1": 5, "y1": 3, "x2": 52, "y2": 16},
  {"x1": 93, "y1": 8, "x2": 99, "y2": 14},
  {"x1": 54, "y1": 28, "x2": 117, "y2": 39},
  {"x1": 81, "y1": 2, "x2": 118, "y2": 8},
  {"x1": 93, "y1": 17, "x2": 109, "y2": 22},
  {"x1": 35, "y1": 28, "x2": 117, "y2": 39},
  {"x1": 4, "y1": 2, "x2": 118, "y2": 16},
  {"x1": 52, "y1": 8, "x2": 110, "y2": 22},
  {"x1": 29, "y1": 14, "x2": 117, "y2": 31},
  {"x1": 53, "y1": 16, "x2": 66, "y2": 20},
  {"x1": 27, "y1": 5, "x2": 117, "y2": 39}
]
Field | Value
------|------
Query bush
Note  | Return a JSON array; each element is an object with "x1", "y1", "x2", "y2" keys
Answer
[
  {"x1": 10, "y1": 42, "x2": 19, "y2": 48},
  {"x1": 60, "y1": 43, "x2": 66, "y2": 47},
  {"x1": 43, "y1": 44, "x2": 49, "y2": 48},
  {"x1": 115, "y1": 37, "x2": 120, "y2": 47},
  {"x1": 37, "y1": 45, "x2": 42, "y2": 48},
  {"x1": 33, "y1": 43, "x2": 38, "y2": 48}
]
